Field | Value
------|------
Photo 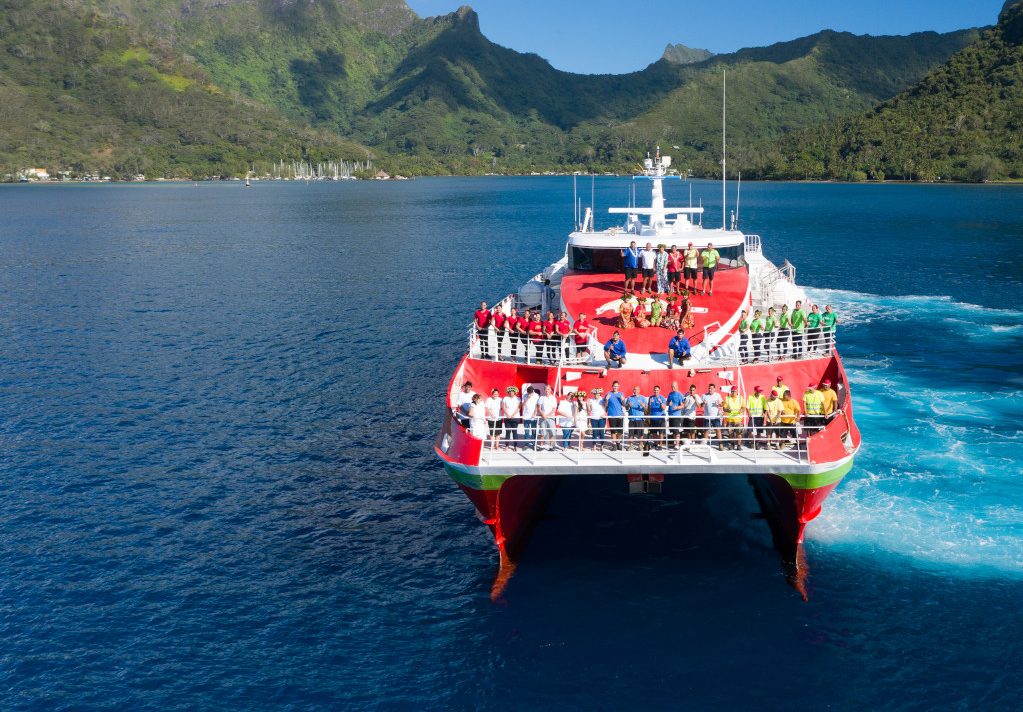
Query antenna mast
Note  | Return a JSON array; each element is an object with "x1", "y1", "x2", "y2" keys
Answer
[{"x1": 721, "y1": 69, "x2": 727, "y2": 231}]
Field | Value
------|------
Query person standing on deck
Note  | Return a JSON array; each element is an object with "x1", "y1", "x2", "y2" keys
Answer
[
  {"x1": 537, "y1": 386, "x2": 558, "y2": 451},
  {"x1": 804, "y1": 383, "x2": 824, "y2": 433},
  {"x1": 501, "y1": 386, "x2": 522, "y2": 449},
  {"x1": 474, "y1": 301, "x2": 492, "y2": 359},
  {"x1": 681, "y1": 385, "x2": 703, "y2": 444},
  {"x1": 819, "y1": 379, "x2": 838, "y2": 422},
  {"x1": 587, "y1": 388, "x2": 607, "y2": 451},
  {"x1": 667, "y1": 382, "x2": 685, "y2": 449},
  {"x1": 491, "y1": 304, "x2": 508, "y2": 360},
  {"x1": 780, "y1": 388, "x2": 802, "y2": 448},
  {"x1": 505, "y1": 308, "x2": 520, "y2": 361},
  {"x1": 683, "y1": 242, "x2": 700, "y2": 293},
  {"x1": 527, "y1": 312, "x2": 544, "y2": 363},
  {"x1": 655, "y1": 244, "x2": 669, "y2": 294},
  {"x1": 806, "y1": 304, "x2": 823, "y2": 353},
  {"x1": 751, "y1": 309, "x2": 765, "y2": 362},
  {"x1": 775, "y1": 375, "x2": 790, "y2": 400},
  {"x1": 521, "y1": 386, "x2": 539, "y2": 447},
  {"x1": 723, "y1": 386, "x2": 745, "y2": 450},
  {"x1": 485, "y1": 388, "x2": 503, "y2": 450},
  {"x1": 765, "y1": 389, "x2": 784, "y2": 449},
  {"x1": 667, "y1": 245, "x2": 683, "y2": 295},
  {"x1": 702, "y1": 383, "x2": 724, "y2": 449},
  {"x1": 625, "y1": 386, "x2": 649, "y2": 451},
  {"x1": 668, "y1": 330, "x2": 691, "y2": 369},
  {"x1": 456, "y1": 381, "x2": 476, "y2": 427},
  {"x1": 556, "y1": 311, "x2": 572, "y2": 361},
  {"x1": 542, "y1": 311, "x2": 558, "y2": 364},
  {"x1": 777, "y1": 304, "x2": 792, "y2": 359},
  {"x1": 622, "y1": 241, "x2": 640, "y2": 293},
  {"x1": 790, "y1": 300, "x2": 807, "y2": 358},
  {"x1": 647, "y1": 385, "x2": 668, "y2": 449},
  {"x1": 603, "y1": 381, "x2": 627, "y2": 451},
  {"x1": 604, "y1": 331, "x2": 628, "y2": 368},
  {"x1": 765, "y1": 307, "x2": 779, "y2": 360},
  {"x1": 572, "y1": 312, "x2": 592, "y2": 359},
  {"x1": 469, "y1": 394, "x2": 489, "y2": 440},
  {"x1": 821, "y1": 304, "x2": 839, "y2": 351},
  {"x1": 557, "y1": 395, "x2": 576, "y2": 450},
  {"x1": 738, "y1": 310, "x2": 751, "y2": 363},
  {"x1": 640, "y1": 242, "x2": 657, "y2": 294},
  {"x1": 700, "y1": 243, "x2": 721, "y2": 296},
  {"x1": 746, "y1": 385, "x2": 767, "y2": 449}
]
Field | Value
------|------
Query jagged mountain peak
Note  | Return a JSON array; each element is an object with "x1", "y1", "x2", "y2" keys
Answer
[{"x1": 662, "y1": 43, "x2": 714, "y2": 65}]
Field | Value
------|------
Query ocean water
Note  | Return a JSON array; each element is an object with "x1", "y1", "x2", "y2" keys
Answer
[{"x1": 1, "y1": 178, "x2": 1021, "y2": 710}]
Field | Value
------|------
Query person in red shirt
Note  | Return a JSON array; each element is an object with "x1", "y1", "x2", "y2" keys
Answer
[
  {"x1": 505, "y1": 309, "x2": 520, "y2": 361},
  {"x1": 527, "y1": 312, "x2": 544, "y2": 364},
  {"x1": 542, "y1": 311, "x2": 557, "y2": 364},
  {"x1": 556, "y1": 311, "x2": 572, "y2": 361},
  {"x1": 667, "y1": 246, "x2": 683, "y2": 295},
  {"x1": 573, "y1": 312, "x2": 592, "y2": 359},
  {"x1": 516, "y1": 309, "x2": 531, "y2": 361},
  {"x1": 473, "y1": 301, "x2": 491, "y2": 359},
  {"x1": 491, "y1": 304, "x2": 507, "y2": 360}
]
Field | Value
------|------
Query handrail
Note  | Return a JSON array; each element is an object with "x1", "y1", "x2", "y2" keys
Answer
[
  {"x1": 744, "y1": 234, "x2": 762, "y2": 254},
  {"x1": 735, "y1": 328, "x2": 836, "y2": 364},
  {"x1": 469, "y1": 323, "x2": 600, "y2": 366}
]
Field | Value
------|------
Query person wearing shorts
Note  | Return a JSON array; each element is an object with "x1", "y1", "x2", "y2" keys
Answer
[
  {"x1": 666, "y1": 382, "x2": 684, "y2": 448},
  {"x1": 702, "y1": 383, "x2": 723, "y2": 447},
  {"x1": 640, "y1": 242, "x2": 657, "y2": 294},
  {"x1": 603, "y1": 381, "x2": 627, "y2": 450},
  {"x1": 683, "y1": 242, "x2": 699, "y2": 292},
  {"x1": 622, "y1": 241, "x2": 640, "y2": 293},
  {"x1": 501, "y1": 386, "x2": 521, "y2": 449},
  {"x1": 700, "y1": 243, "x2": 720, "y2": 296},
  {"x1": 681, "y1": 385, "x2": 702, "y2": 443}
]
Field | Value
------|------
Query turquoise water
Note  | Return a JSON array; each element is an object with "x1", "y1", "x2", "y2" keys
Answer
[{"x1": 1, "y1": 179, "x2": 1021, "y2": 709}]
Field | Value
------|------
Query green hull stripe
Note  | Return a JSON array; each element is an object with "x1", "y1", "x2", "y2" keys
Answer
[
  {"x1": 777, "y1": 459, "x2": 854, "y2": 491},
  {"x1": 444, "y1": 464, "x2": 511, "y2": 491}
]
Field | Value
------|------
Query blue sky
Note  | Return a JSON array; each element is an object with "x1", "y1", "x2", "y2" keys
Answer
[{"x1": 405, "y1": 0, "x2": 1004, "y2": 74}]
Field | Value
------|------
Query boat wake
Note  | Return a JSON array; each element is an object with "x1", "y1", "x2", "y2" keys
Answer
[{"x1": 803, "y1": 287, "x2": 1023, "y2": 576}]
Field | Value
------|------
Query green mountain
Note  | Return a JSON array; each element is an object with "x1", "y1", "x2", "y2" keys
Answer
[
  {"x1": 662, "y1": 44, "x2": 714, "y2": 65},
  {"x1": 0, "y1": 0, "x2": 372, "y2": 179},
  {"x1": 0, "y1": 0, "x2": 994, "y2": 178},
  {"x1": 768, "y1": 0, "x2": 1023, "y2": 181}
]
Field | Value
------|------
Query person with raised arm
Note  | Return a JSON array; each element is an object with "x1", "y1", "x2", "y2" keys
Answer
[
  {"x1": 603, "y1": 330, "x2": 628, "y2": 368},
  {"x1": 587, "y1": 387, "x2": 607, "y2": 451},
  {"x1": 625, "y1": 386, "x2": 649, "y2": 451},
  {"x1": 681, "y1": 384, "x2": 703, "y2": 445}
]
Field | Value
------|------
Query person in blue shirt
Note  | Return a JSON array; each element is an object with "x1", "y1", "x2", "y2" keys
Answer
[
  {"x1": 667, "y1": 329, "x2": 691, "y2": 369},
  {"x1": 625, "y1": 386, "x2": 648, "y2": 451},
  {"x1": 604, "y1": 331, "x2": 627, "y2": 368},
  {"x1": 621, "y1": 240, "x2": 640, "y2": 293},
  {"x1": 602, "y1": 380, "x2": 627, "y2": 450},
  {"x1": 646, "y1": 385, "x2": 668, "y2": 449},
  {"x1": 666, "y1": 381, "x2": 685, "y2": 448}
]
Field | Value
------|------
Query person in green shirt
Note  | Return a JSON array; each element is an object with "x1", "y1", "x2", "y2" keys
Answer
[
  {"x1": 790, "y1": 299, "x2": 807, "y2": 358},
  {"x1": 777, "y1": 304, "x2": 792, "y2": 359},
  {"x1": 699, "y1": 242, "x2": 721, "y2": 296},
  {"x1": 738, "y1": 309, "x2": 751, "y2": 362},
  {"x1": 821, "y1": 304, "x2": 839, "y2": 350},
  {"x1": 806, "y1": 304, "x2": 823, "y2": 353},
  {"x1": 683, "y1": 242, "x2": 700, "y2": 292},
  {"x1": 765, "y1": 307, "x2": 779, "y2": 360},
  {"x1": 751, "y1": 309, "x2": 765, "y2": 361},
  {"x1": 746, "y1": 384, "x2": 767, "y2": 448}
]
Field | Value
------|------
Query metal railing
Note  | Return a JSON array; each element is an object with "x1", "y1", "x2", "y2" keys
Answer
[
  {"x1": 468, "y1": 416, "x2": 838, "y2": 466},
  {"x1": 735, "y1": 329, "x2": 836, "y2": 364},
  {"x1": 744, "y1": 234, "x2": 762, "y2": 255},
  {"x1": 469, "y1": 324, "x2": 601, "y2": 366},
  {"x1": 755, "y1": 259, "x2": 796, "y2": 307}
]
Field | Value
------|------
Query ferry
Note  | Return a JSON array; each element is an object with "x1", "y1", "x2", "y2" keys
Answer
[{"x1": 435, "y1": 149, "x2": 861, "y2": 594}]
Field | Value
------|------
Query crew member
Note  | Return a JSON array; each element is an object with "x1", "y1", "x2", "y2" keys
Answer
[
  {"x1": 604, "y1": 331, "x2": 628, "y2": 368},
  {"x1": 668, "y1": 329, "x2": 692, "y2": 369}
]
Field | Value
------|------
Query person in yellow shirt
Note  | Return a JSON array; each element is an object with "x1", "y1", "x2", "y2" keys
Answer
[
  {"x1": 745, "y1": 385, "x2": 767, "y2": 449},
  {"x1": 819, "y1": 379, "x2": 838, "y2": 422},
  {"x1": 803, "y1": 383, "x2": 825, "y2": 432},
  {"x1": 780, "y1": 388, "x2": 802, "y2": 448},
  {"x1": 723, "y1": 385, "x2": 745, "y2": 450},
  {"x1": 764, "y1": 389, "x2": 785, "y2": 450}
]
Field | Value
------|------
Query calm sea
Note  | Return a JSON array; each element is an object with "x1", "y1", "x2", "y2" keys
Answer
[{"x1": 1, "y1": 179, "x2": 1021, "y2": 710}]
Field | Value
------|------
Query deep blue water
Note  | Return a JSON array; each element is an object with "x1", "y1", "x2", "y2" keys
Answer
[{"x1": 1, "y1": 178, "x2": 1022, "y2": 710}]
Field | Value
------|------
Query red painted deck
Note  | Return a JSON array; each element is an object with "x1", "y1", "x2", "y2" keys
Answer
[{"x1": 560, "y1": 266, "x2": 750, "y2": 354}]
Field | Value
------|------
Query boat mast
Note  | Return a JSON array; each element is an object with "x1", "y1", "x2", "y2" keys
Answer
[{"x1": 721, "y1": 69, "x2": 727, "y2": 231}]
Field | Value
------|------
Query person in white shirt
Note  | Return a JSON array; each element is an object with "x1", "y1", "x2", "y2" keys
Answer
[
  {"x1": 469, "y1": 394, "x2": 489, "y2": 440},
  {"x1": 484, "y1": 388, "x2": 503, "y2": 450},
  {"x1": 572, "y1": 392, "x2": 590, "y2": 450},
  {"x1": 537, "y1": 387, "x2": 558, "y2": 450},
  {"x1": 557, "y1": 396, "x2": 576, "y2": 449},
  {"x1": 587, "y1": 388, "x2": 607, "y2": 450},
  {"x1": 521, "y1": 386, "x2": 539, "y2": 448},
  {"x1": 501, "y1": 386, "x2": 521, "y2": 449},
  {"x1": 455, "y1": 380, "x2": 476, "y2": 427},
  {"x1": 640, "y1": 241, "x2": 657, "y2": 294}
]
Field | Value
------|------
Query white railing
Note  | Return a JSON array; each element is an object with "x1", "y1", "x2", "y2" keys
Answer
[
  {"x1": 735, "y1": 328, "x2": 836, "y2": 364},
  {"x1": 471, "y1": 417, "x2": 836, "y2": 466},
  {"x1": 745, "y1": 234, "x2": 762, "y2": 255},
  {"x1": 469, "y1": 324, "x2": 601, "y2": 366},
  {"x1": 756, "y1": 259, "x2": 796, "y2": 307}
]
